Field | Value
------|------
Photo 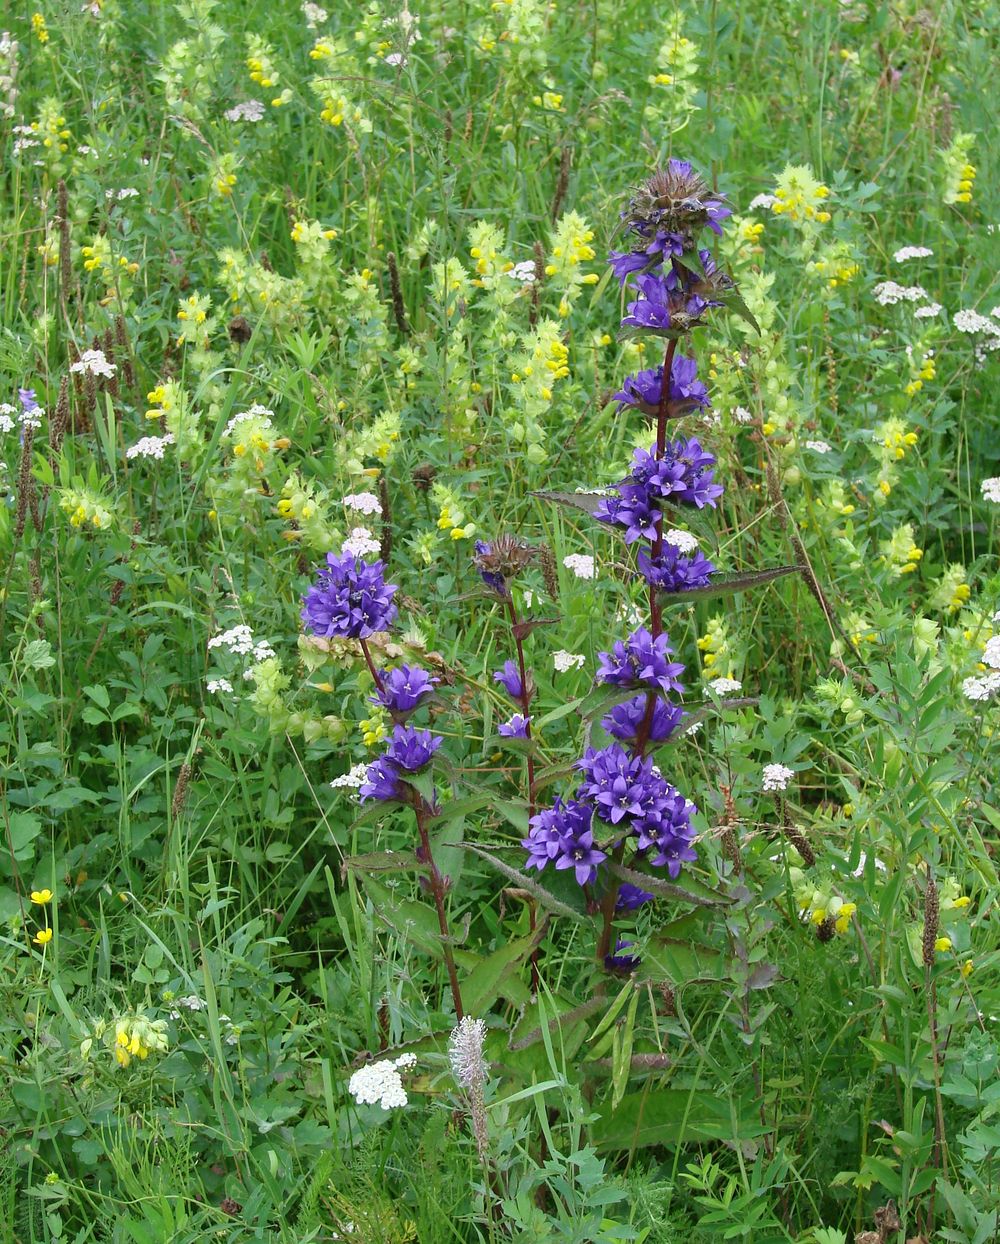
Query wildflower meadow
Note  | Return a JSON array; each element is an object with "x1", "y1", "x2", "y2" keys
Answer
[{"x1": 2, "y1": 1, "x2": 1000, "y2": 1240}]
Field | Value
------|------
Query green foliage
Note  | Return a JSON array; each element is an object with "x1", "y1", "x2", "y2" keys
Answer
[{"x1": 1, "y1": 0, "x2": 999, "y2": 1240}]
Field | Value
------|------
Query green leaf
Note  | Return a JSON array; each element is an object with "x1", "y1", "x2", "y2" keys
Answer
[
  {"x1": 353, "y1": 872, "x2": 448, "y2": 958},
  {"x1": 714, "y1": 284, "x2": 761, "y2": 334},
  {"x1": 460, "y1": 844, "x2": 587, "y2": 922},
  {"x1": 343, "y1": 850, "x2": 420, "y2": 875},
  {"x1": 533, "y1": 489, "x2": 616, "y2": 517},
  {"x1": 606, "y1": 860, "x2": 731, "y2": 907},
  {"x1": 22, "y1": 639, "x2": 56, "y2": 671},
  {"x1": 594, "y1": 1088, "x2": 769, "y2": 1150},
  {"x1": 658, "y1": 565, "x2": 802, "y2": 606},
  {"x1": 457, "y1": 925, "x2": 546, "y2": 1015}
]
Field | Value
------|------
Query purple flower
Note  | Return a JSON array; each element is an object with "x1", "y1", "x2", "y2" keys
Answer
[
  {"x1": 597, "y1": 628, "x2": 685, "y2": 697},
  {"x1": 637, "y1": 546, "x2": 716, "y2": 593},
  {"x1": 499, "y1": 713, "x2": 530, "y2": 738},
  {"x1": 612, "y1": 354, "x2": 710, "y2": 417},
  {"x1": 494, "y1": 660, "x2": 525, "y2": 700},
  {"x1": 473, "y1": 540, "x2": 507, "y2": 596},
  {"x1": 604, "y1": 938, "x2": 641, "y2": 971},
  {"x1": 522, "y1": 799, "x2": 605, "y2": 885},
  {"x1": 594, "y1": 484, "x2": 658, "y2": 544},
  {"x1": 659, "y1": 436, "x2": 725, "y2": 508},
  {"x1": 371, "y1": 664, "x2": 439, "y2": 714},
  {"x1": 385, "y1": 724, "x2": 442, "y2": 771},
  {"x1": 602, "y1": 694, "x2": 684, "y2": 743},
  {"x1": 621, "y1": 160, "x2": 732, "y2": 244},
  {"x1": 635, "y1": 790, "x2": 698, "y2": 877},
  {"x1": 575, "y1": 744, "x2": 671, "y2": 826},
  {"x1": 616, "y1": 883, "x2": 654, "y2": 912},
  {"x1": 628, "y1": 448, "x2": 689, "y2": 501},
  {"x1": 359, "y1": 756, "x2": 405, "y2": 803},
  {"x1": 622, "y1": 272, "x2": 676, "y2": 331},
  {"x1": 18, "y1": 388, "x2": 39, "y2": 413},
  {"x1": 608, "y1": 229, "x2": 686, "y2": 285},
  {"x1": 301, "y1": 553, "x2": 398, "y2": 640}
]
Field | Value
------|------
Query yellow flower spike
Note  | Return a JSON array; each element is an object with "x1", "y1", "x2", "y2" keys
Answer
[
  {"x1": 30, "y1": 889, "x2": 53, "y2": 905},
  {"x1": 33, "y1": 928, "x2": 53, "y2": 946}
]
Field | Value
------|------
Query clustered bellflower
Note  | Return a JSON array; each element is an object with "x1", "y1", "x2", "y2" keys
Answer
[
  {"x1": 522, "y1": 159, "x2": 741, "y2": 958},
  {"x1": 301, "y1": 552, "x2": 398, "y2": 640}
]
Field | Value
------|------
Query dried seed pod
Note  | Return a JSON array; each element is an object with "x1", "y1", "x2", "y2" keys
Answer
[
  {"x1": 171, "y1": 762, "x2": 192, "y2": 818},
  {"x1": 922, "y1": 873, "x2": 939, "y2": 968},
  {"x1": 386, "y1": 251, "x2": 409, "y2": 337}
]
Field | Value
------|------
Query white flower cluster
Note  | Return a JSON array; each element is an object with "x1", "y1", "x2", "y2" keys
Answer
[
  {"x1": 105, "y1": 187, "x2": 139, "y2": 203},
  {"x1": 167, "y1": 994, "x2": 206, "y2": 1019},
  {"x1": 343, "y1": 491, "x2": 382, "y2": 516},
  {"x1": 981, "y1": 478, "x2": 1000, "y2": 504},
  {"x1": 805, "y1": 440, "x2": 832, "y2": 454},
  {"x1": 207, "y1": 624, "x2": 274, "y2": 662},
  {"x1": 206, "y1": 678, "x2": 233, "y2": 694},
  {"x1": 19, "y1": 407, "x2": 43, "y2": 430},
  {"x1": 963, "y1": 673, "x2": 1000, "y2": 702},
  {"x1": 562, "y1": 553, "x2": 595, "y2": 580},
  {"x1": 954, "y1": 308, "x2": 1000, "y2": 341},
  {"x1": 733, "y1": 406, "x2": 754, "y2": 424},
  {"x1": 748, "y1": 193, "x2": 778, "y2": 211},
  {"x1": 914, "y1": 302, "x2": 943, "y2": 319},
  {"x1": 223, "y1": 404, "x2": 274, "y2": 437},
  {"x1": 709, "y1": 677, "x2": 742, "y2": 695},
  {"x1": 126, "y1": 433, "x2": 175, "y2": 460},
  {"x1": 873, "y1": 281, "x2": 927, "y2": 306},
  {"x1": 71, "y1": 348, "x2": 117, "y2": 378},
  {"x1": 892, "y1": 246, "x2": 933, "y2": 262},
  {"x1": 224, "y1": 99, "x2": 266, "y2": 123},
  {"x1": 510, "y1": 260, "x2": 537, "y2": 283},
  {"x1": 553, "y1": 650, "x2": 585, "y2": 673},
  {"x1": 330, "y1": 762, "x2": 369, "y2": 790},
  {"x1": 762, "y1": 763, "x2": 795, "y2": 792},
  {"x1": 302, "y1": 2, "x2": 328, "y2": 27},
  {"x1": 342, "y1": 527, "x2": 381, "y2": 557},
  {"x1": 663, "y1": 529, "x2": 699, "y2": 553},
  {"x1": 0, "y1": 404, "x2": 14, "y2": 434},
  {"x1": 348, "y1": 1052, "x2": 416, "y2": 1110},
  {"x1": 983, "y1": 636, "x2": 1000, "y2": 670}
]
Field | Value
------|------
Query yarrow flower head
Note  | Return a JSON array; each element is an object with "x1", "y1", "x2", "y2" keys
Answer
[
  {"x1": 762, "y1": 763, "x2": 795, "y2": 792},
  {"x1": 301, "y1": 553, "x2": 398, "y2": 639},
  {"x1": 563, "y1": 553, "x2": 595, "y2": 580},
  {"x1": 370, "y1": 664, "x2": 438, "y2": 714},
  {"x1": 70, "y1": 349, "x2": 116, "y2": 378},
  {"x1": 348, "y1": 1055, "x2": 414, "y2": 1110}
]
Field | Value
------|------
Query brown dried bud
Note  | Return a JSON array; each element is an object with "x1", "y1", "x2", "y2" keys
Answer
[
  {"x1": 474, "y1": 534, "x2": 536, "y2": 596},
  {"x1": 922, "y1": 873, "x2": 939, "y2": 968},
  {"x1": 538, "y1": 543, "x2": 559, "y2": 600},
  {"x1": 386, "y1": 251, "x2": 409, "y2": 337},
  {"x1": 551, "y1": 144, "x2": 572, "y2": 223},
  {"x1": 228, "y1": 314, "x2": 252, "y2": 344},
  {"x1": 622, "y1": 163, "x2": 728, "y2": 246},
  {"x1": 412, "y1": 462, "x2": 435, "y2": 491},
  {"x1": 171, "y1": 763, "x2": 192, "y2": 819},
  {"x1": 816, "y1": 917, "x2": 836, "y2": 943}
]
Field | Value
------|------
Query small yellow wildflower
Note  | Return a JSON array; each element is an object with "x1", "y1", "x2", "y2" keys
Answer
[
  {"x1": 33, "y1": 928, "x2": 53, "y2": 946},
  {"x1": 30, "y1": 889, "x2": 53, "y2": 905},
  {"x1": 32, "y1": 13, "x2": 49, "y2": 44}
]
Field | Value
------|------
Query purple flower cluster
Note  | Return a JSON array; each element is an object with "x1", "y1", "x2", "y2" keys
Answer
[
  {"x1": 602, "y1": 694, "x2": 684, "y2": 743},
  {"x1": 597, "y1": 627, "x2": 685, "y2": 696},
  {"x1": 522, "y1": 743, "x2": 697, "y2": 887},
  {"x1": 359, "y1": 724, "x2": 442, "y2": 803},
  {"x1": 301, "y1": 553, "x2": 398, "y2": 640},
  {"x1": 636, "y1": 545, "x2": 715, "y2": 593},
  {"x1": 371, "y1": 664, "x2": 438, "y2": 715},
  {"x1": 499, "y1": 713, "x2": 530, "y2": 738},
  {"x1": 612, "y1": 354, "x2": 710, "y2": 418}
]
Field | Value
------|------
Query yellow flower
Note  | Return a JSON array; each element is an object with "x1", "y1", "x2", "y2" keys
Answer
[
  {"x1": 934, "y1": 936, "x2": 952, "y2": 954},
  {"x1": 33, "y1": 928, "x2": 53, "y2": 946},
  {"x1": 960, "y1": 959, "x2": 973, "y2": 978},
  {"x1": 32, "y1": 13, "x2": 50, "y2": 44},
  {"x1": 30, "y1": 889, "x2": 53, "y2": 904}
]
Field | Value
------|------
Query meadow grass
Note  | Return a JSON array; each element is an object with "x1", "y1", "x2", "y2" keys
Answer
[{"x1": 1, "y1": 1, "x2": 999, "y2": 1241}]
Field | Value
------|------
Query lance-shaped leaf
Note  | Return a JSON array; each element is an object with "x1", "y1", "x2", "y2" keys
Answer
[
  {"x1": 342, "y1": 850, "x2": 419, "y2": 877},
  {"x1": 712, "y1": 283, "x2": 761, "y2": 335},
  {"x1": 606, "y1": 859, "x2": 732, "y2": 907},
  {"x1": 533, "y1": 489, "x2": 619, "y2": 517},
  {"x1": 461, "y1": 844, "x2": 588, "y2": 923},
  {"x1": 658, "y1": 564, "x2": 802, "y2": 606}
]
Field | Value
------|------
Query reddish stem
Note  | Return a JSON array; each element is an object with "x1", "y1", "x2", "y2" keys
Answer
[
  {"x1": 359, "y1": 637, "x2": 386, "y2": 696},
  {"x1": 504, "y1": 596, "x2": 536, "y2": 820},
  {"x1": 413, "y1": 795, "x2": 465, "y2": 1019}
]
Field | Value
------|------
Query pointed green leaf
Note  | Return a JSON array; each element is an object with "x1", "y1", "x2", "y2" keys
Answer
[
  {"x1": 461, "y1": 844, "x2": 587, "y2": 923},
  {"x1": 606, "y1": 860, "x2": 731, "y2": 907},
  {"x1": 658, "y1": 564, "x2": 802, "y2": 606}
]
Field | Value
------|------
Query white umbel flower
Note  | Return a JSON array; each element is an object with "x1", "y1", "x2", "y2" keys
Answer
[
  {"x1": 983, "y1": 636, "x2": 1000, "y2": 670},
  {"x1": 954, "y1": 309, "x2": 1000, "y2": 336},
  {"x1": 71, "y1": 348, "x2": 117, "y2": 377},
  {"x1": 348, "y1": 1055, "x2": 413, "y2": 1110},
  {"x1": 981, "y1": 478, "x2": 1000, "y2": 504},
  {"x1": 962, "y1": 673, "x2": 1000, "y2": 702},
  {"x1": 562, "y1": 553, "x2": 595, "y2": 579},
  {"x1": 708, "y1": 677, "x2": 742, "y2": 695},
  {"x1": 553, "y1": 650, "x2": 585, "y2": 673},
  {"x1": 873, "y1": 281, "x2": 927, "y2": 306},
  {"x1": 892, "y1": 246, "x2": 933, "y2": 262},
  {"x1": 762, "y1": 763, "x2": 795, "y2": 792},
  {"x1": 914, "y1": 302, "x2": 943, "y2": 319},
  {"x1": 206, "y1": 678, "x2": 233, "y2": 694},
  {"x1": 342, "y1": 527, "x2": 381, "y2": 557},
  {"x1": 805, "y1": 440, "x2": 832, "y2": 454},
  {"x1": 126, "y1": 433, "x2": 175, "y2": 460},
  {"x1": 663, "y1": 529, "x2": 699, "y2": 553},
  {"x1": 343, "y1": 491, "x2": 382, "y2": 516},
  {"x1": 330, "y1": 763, "x2": 369, "y2": 790}
]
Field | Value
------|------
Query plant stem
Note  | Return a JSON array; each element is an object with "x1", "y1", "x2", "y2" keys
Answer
[
  {"x1": 504, "y1": 596, "x2": 536, "y2": 820},
  {"x1": 413, "y1": 796, "x2": 465, "y2": 1019},
  {"x1": 359, "y1": 637, "x2": 386, "y2": 696}
]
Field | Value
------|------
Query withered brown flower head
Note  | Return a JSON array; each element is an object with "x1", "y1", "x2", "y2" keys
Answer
[
  {"x1": 621, "y1": 159, "x2": 730, "y2": 243},
  {"x1": 474, "y1": 534, "x2": 536, "y2": 596}
]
